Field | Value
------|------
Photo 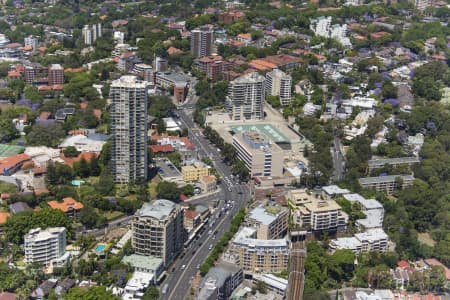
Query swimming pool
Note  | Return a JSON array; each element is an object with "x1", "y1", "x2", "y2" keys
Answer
[
  {"x1": 95, "y1": 244, "x2": 106, "y2": 253},
  {"x1": 71, "y1": 180, "x2": 85, "y2": 187}
]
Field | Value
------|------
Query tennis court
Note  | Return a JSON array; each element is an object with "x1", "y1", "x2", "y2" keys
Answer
[
  {"x1": 0, "y1": 144, "x2": 25, "y2": 158},
  {"x1": 230, "y1": 124, "x2": 290, "y2": 143}
]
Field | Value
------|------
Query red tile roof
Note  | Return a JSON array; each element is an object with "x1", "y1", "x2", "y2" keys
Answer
[
  {"x1": 80, "y1": 102, "x2": 88, "y2": 109},
  {"x1": 0, "y1": 292, "x2": 17, "y2": 300},
  {"x1": 0, "y1": 153, "x2": 31, "y2": 175},
  {"x1": 237, "y1": 33, "x2": 251, "y2": 40},
  {"x1": 424, "y1": 258, "x2": 450, "y2": 280},
  {"x1": 179, "y1": 194, "x2": 189, "y2": 201},
  {"x1": 184, "y1": 210, "x2": 200, "y2": 219},
  {"x1": 4, "y1": 43, "x2": 22, "y2": 48},
  {"x1": 149, "y1": 144, "x2": 174, "y2": 153},
  {"x1": 61, "y1": 152, "x2": 97, "y2": 167},
  {"x1": 93, "y1": 109, "x2": 102, "y2": 121},
  {"x1": 48, "y1": 197, "x2": 83, "y2": 212},
  {"x1": 397, "y1": 260, "x2": 410, "y2": 268},
  {"x1": 7, "y1": 71, "x2": 21, "y2": 78},
  {"x1": 0, "y1": 212, "x2": 10, "y2": 224},
  {"x1": 167, "y1": 46, "x2": 183, "y2": 55},
  {"x1": 370, "y1": 31, "x2": 390, "y2": 39}
]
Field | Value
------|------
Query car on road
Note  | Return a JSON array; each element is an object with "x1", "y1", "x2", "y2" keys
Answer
[
  {"x1": 162, "y1": 284, "x2": 169, "y2": 295},
  {"x1": 196, "y1": 264, "x2": 200, "y2": 269},
  {"x1": 208, "y1": 244, "x2": 213, "y2": 250},
  {"x1": 181, "y1": 265, "x2": 186, "y2": 270}
]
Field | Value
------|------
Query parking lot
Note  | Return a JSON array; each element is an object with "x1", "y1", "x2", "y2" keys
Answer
[{"x1": 155, "y1": 159, "x2": 183, "y2": 182}]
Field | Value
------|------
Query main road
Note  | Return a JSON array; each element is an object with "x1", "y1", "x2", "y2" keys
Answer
[{"x1": 159, "y1": 108, "x2": 250, "y2": 300}]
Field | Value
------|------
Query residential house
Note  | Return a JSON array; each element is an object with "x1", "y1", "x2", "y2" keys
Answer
[{"x1": 47, "y1": 197, "x2": 84, "y2": 218}]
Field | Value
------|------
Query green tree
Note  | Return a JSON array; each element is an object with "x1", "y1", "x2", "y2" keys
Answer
[
  {"x1": 63, "y1": 286, "x2": 119, "y2": 300},
  {"x1": 156, "y1": 181, "x2": 181, "y2": 201},
  {"x1": 142, "y1": 287, "x2": 159, "y2": 300},
  {"x1": 63, "y1": 146, "x2": 80, "y2": 158},
  {"x1": 26, "y1": 123, "x2": 65, "y2": 147},
  {"x1": 3, "y1": 208, "x2": 72, "y2": 244},
  {"x1": 381, "y1": 81, "x2": 398, "y2": 99},
  {"x1": 0, "y1": 117, "x2": 19, "y2": 142},
  {"x1": 96, "y1": 167, "x2": 114, "y2": 196}
]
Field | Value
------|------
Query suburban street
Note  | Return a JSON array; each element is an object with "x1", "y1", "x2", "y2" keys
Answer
[
  {"x1": 159, "y1": 107, "x2": 250, "y2": 300},
  {"x1": 332, "y1": 137, "x2": 345, "y2": 181}
]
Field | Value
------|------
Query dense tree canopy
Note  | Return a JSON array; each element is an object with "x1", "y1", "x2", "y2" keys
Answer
[
  {"x1": 26, "y1": 123, "x2": 66, "y2": 147},
  {"x1": 3, "y1": 208, "x2": 73, "y2": 244}
]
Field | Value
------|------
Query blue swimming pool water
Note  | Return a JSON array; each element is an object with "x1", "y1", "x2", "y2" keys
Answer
[
  {"x1": 71, "y1": 180, "x2": 85, "y2": 187},
  {"x1": 95, "y1": 244, "x2": 106, "y2": 253}
]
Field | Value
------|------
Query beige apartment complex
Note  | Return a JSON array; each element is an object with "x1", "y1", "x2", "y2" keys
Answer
[
  {"x1": 246, "y1": 206, "x2": 288, "y2": 240},
  {"x1": 287, "y1": 189, "x2": 348, "y2": 233},
  {"x1": 229, "y1": 227, "x2": 289, "y2": 274},
  {"x1": 181, "y1": 161, "x2": 210, "y2": 182},
  {"x1": 232, "y1": 131, "x2": 284, "y2": 177},
  {"x1": 358, "y1": 174, "x2": 414, "y2": 195},
  {"x1": 199, "y1": 175, "x2": 217, "y2": 193},
  {"x1": 132, "y1": 200, "x2": 184, "y2": 266}
]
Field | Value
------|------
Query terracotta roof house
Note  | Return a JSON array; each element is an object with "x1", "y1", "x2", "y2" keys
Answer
[
  {"x1": 149, "y1": 144, "x2": 174, "y2": 154},
  {"x1": 0, "y1": 212, "x2": 10, "y2": 225},
  {"x1": 167, "y1": 46, "x2": 183, "y2": 55},
  {"x1": 0, "y1": 153, "x2": 31, "y2": 175},
  {"x1": 47, "y1": 197, "x2": 84, "y2": 218},
  {"x1": 61, "y1": 152, "x2": 97, "y2": 167},
  {"x1": 0, "y1": 292, "x2": 17, "y2": 300}
]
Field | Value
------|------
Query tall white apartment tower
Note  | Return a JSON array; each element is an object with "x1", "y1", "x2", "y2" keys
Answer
[
  {"x1": 190, "y1": 26, "x2": 214, "y2": 58},
  {"x1": 82, "y1": 25, "x2": 92, "y2": 45},
  {"x1": 110, "y1": 75, "x2": 148, "y2": 184},
  {"x1": 227, "y1": 72, "x2": 265, "y2": 121},
  {"x1": 24, "y1": 227, "x2": 66, "y2": 265},
  {"x1": 265, "y1": 69, "x2": 292, "y2": 106},
  {"x1": 82, "y1": 23, "x2": 102, "y2": 45}
]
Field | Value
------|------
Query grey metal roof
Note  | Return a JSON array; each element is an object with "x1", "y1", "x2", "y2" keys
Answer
[
  {"x1": 358, "y1": 174, "x2": 414, "y2": 185},
  {"x1": 367, "y1": 157, "x2": 419, "y2": 167},
  {"x1": 136, "y1": 199, "x2": 177, "y2": 221}
]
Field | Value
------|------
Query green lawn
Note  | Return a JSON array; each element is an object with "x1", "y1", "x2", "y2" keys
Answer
[
  {"x1": 148, "y1": 182, "x2": 157, "y2": 199},
  {"x1": 95, "y1": 209, "x2": 124, "y2": 221}
]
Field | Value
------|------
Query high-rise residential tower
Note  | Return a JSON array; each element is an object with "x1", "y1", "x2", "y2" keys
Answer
[
  {"x1": 265, "y1": 69, "x2": 292, "y2": 106},
  {"x1": 24, "y1": 227, "x2": 66, "y2": 266},
  {"x1": 226, "y1": 72, "x2": 265, "y2": 121},
  {"x1": 48, "y1": 64, "x2": 64, "y2": 86},
  {"x1": 82, "y1": 23, "x2": 102, "y2": 45},
  {"x1": 132, "y1": 200, "x2": 184, "y2": 266},
  {"x1": 110, "y1": 75, "x2": 148, "y2": 184},
  {"x1": 190, "y1": 26, "x2": 214, "y2": 58}
]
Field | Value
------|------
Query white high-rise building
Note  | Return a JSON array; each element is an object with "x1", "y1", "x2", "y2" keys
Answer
[
  {"x1": 415, "y1": 0, "x2": 433, "y2": 10},
  {"x1": 265, "y1": 69, "x2": 292, "y2": 106},
  {"x1": 82, "y1": 23, "x2": 102, "y2": 45},
  {"x1": 110, "y1": 76, "x2": 148, "y2": 184},
  {"x1": 310, "y1": 16, "x2": 332, "y2": 38},
  {"x1": 190, "y1": 26, "x2": 214, "y2": 58},
  {"x1": 113, "y1": 31, "x2": 125, "y2": 44},
  {"x1": 24, "y1": 35, "x2": 38, "y2": 50},
  {"x1": 226, "y1": 72, "x2": 265, "y2": 121},
  {"x1": 24, "y1": 227, "x2": 66, "y2": 266}
]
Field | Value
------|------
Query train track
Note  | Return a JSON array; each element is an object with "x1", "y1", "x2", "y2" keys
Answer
[{"x1": 287, "y1": 241, "x2": 306, "y2": 300}]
